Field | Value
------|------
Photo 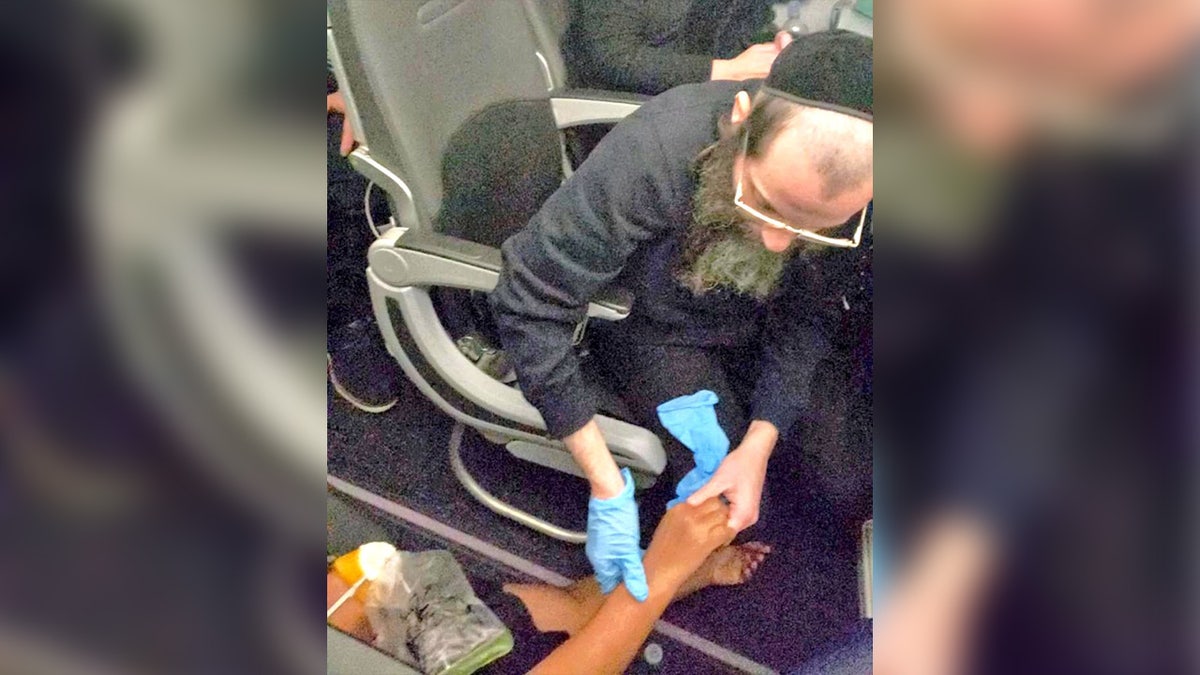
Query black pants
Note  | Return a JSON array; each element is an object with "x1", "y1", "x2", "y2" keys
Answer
[
  {"x1": 593, "y1": 334, "x2": 757, "y2": 473},
  {"x1": 327, "y1": 112, "x2": 388, "y2": 339},
  {"x1": 590, "y1": 330, "x2": 762, "y2": 540},
  {"x1": 591, "y1": 327, "x2": 873, "y2": 541}
]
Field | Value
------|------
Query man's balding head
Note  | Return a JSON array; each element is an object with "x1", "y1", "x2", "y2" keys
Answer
[{"x1": 754, "y1": 96, "x2": 874, "y2": 200}]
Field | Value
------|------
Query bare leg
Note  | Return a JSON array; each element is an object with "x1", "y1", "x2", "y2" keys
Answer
[{"x1": 504, "y1": 543, "x2": 772, "y2": 636}]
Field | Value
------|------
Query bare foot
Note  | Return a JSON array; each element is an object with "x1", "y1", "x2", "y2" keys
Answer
[
  {"x1": 680, "y1": 542, "x2": 772, "y2": 596},
  {"x1": 504, "y1": 582, "x2": 591, "y2": 634},
  {"x1": 504, "y1": 543, "x2": 773, "y2": 636}
]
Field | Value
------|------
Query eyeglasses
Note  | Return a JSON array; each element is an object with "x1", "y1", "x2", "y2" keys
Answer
[{"x1": 733, "y1": 130, "x2": 870, "y2": 249}]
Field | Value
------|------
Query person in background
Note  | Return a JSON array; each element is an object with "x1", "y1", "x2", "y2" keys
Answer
[
  {"x1": 561, "y1": 0, "x2": 796, "y2": 163},
  {"x1": 326, "y1": 72, "x2": 401, "y2": 413},
  {"x1": 563, "y1": 0, "x2": 789, "y2": 96}
]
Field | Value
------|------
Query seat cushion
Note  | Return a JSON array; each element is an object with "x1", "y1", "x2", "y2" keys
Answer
[{"x1": 435, "y1": 99, "x2": 563, "y2": 249}]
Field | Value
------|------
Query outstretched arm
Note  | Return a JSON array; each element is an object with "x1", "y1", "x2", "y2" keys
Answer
[
  {"x1": 528, "y1": 573, "x2": 674, "y2": 675},
  {"x1": 530, "y1": 499, "x2": 734, "y2": 675}
]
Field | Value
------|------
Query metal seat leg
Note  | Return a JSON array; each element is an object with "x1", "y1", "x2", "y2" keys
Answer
[{"x1": 447, "y1": 422, "x2": 587, "y2": 544}]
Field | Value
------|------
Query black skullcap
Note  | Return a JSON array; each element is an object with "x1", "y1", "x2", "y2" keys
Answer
[{"x1": 764, "y1": 30, "x2": 873, "y2": 121}]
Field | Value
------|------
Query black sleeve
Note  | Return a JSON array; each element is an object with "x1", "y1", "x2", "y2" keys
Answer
[
  {"x1": 723, "y1": 0, "x2": 780, "y2": 53},
  {"x1": 751, "y1": 261, "x2": 835, "y2": 437},
  {"x1": 489, "y1": 115, "x2": 680, "y2": 438},
  {"x1": 568, "y1": 0, "x2": 715, "y2": 95}
]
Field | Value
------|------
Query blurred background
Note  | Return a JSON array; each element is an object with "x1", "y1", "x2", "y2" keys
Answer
[
  {"x1": 1, "y1": 1, "x2": 326, "y2": 673},
  {"x1": 873, "y1": 1, "x2": 1198, "y2": 673},
  {"x1": 0, "y1": 0, "x2": 1195, "y2": 673}
]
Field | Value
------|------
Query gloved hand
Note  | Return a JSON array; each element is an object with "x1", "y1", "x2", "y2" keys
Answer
[
  {"x1": 585, "y1": 467, "x2": 648, "y2": 601},
  {"x1": 656, "y1": 390, "x2": 731, "y2": 509}
]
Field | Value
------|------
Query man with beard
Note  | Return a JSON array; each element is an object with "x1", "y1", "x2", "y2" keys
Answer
[{"x1": 490, "y1": 32, "x2": 873, "y2": 600}]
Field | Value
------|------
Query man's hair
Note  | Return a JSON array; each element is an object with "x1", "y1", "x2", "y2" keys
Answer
[{"x1": 719, "y1": 90, "x2": 873, "y2": 199}]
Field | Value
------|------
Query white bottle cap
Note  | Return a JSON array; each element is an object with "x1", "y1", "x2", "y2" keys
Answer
[
  {"x1": 644, "y1": 642, "x2": 663, "y2": 666},
  {"x1": 356, "y1": 541, "x2": 398, "y2": 581}
]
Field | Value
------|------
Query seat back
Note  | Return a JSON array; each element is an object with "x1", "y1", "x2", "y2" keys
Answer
[
  {"x1": 331, "y1": 0, "x2": 661, "y2": 479},
  {"x1": 328, "y1": 0, "x2": 560, "y2": 232}
]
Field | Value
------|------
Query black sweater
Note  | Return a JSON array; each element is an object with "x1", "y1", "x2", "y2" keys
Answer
[
  {"x1": 491, "y1": 81, "x2": 852, "y2": 440},
  {"x1": 562, "y1": 0, "x2": 776, "y2": 95}
]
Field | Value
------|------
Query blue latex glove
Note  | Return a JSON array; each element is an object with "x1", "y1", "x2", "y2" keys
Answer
[
  {"x1": 585, "y1": 467, "x2": 648, "y2": 601},
  {"x1": 656, "y1": 390, "x2": 731, "y2": 509}
]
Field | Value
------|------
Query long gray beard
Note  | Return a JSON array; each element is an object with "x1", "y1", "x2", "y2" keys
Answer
[
  {"x1": 681, "y1": 236, "x2": 787, "y2": 299},
  {"x1": 676, "y1": 140, "x2": 790, "y2": 299}
]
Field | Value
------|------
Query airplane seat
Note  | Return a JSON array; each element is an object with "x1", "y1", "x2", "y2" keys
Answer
[{"x1": 327, "y1": 0, "x2": 661, "y2": 543}]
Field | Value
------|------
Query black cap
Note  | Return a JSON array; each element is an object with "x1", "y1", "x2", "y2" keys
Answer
[{"x1": 764, "y1": 30, "x2": 873, "y2": 121}]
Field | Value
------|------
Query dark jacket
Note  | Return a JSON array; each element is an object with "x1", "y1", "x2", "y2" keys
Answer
[
  {"x1": 563, "y1": 0, "x2": 776, "y2": 95},
  {"x1": 490, "y1": 81, "x2": 861, "y2": 439}
]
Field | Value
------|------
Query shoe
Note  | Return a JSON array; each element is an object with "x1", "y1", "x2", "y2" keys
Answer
[{"x1": 328, "y1": 318, "x2": 400, "y2": 413}]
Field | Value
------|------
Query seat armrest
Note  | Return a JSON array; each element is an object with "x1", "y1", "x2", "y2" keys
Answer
[
  {"x1": 549, "y1": 89, "x2": 648, "y2": 129},
  {"x1": 347, "y1": 148, "x2": 422, "y2": 231},
  {"x1": 590, "y1": 286, "x2": 633, "y2": 319},
  {"x1": 369, "y1": 228, "x2": 632, "y2": 320},
  {"x1": 555, "y1": 89, "x2": 651, "y2": 105},
  {"x1": 398, "y1": 229, "x2": 503, "y2": 272}
]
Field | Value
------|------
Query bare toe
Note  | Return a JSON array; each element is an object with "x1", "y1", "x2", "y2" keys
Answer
[
  {"x1": 704, "y1": 543, "x2": 773, "y2": 586},
  {"x1": 741, "y1": 542, "x2": 772, "y2": 580},
  {"x1": 743, "y1": 541, "x2": 772, "y2": 554}
]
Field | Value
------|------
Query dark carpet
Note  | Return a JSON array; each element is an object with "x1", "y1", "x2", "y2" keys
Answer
[{"x1": 328, "y1": 358, "x2": 869, "y2": 672}]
